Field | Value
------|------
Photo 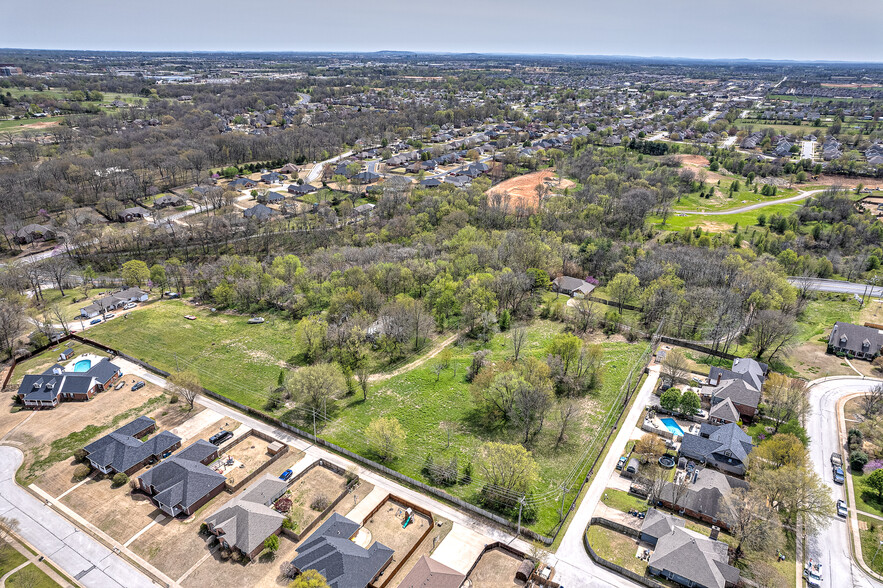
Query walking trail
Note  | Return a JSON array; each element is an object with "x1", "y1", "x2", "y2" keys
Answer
[{"x1": 367, "y1": 332, "x2": 459, "y2": 382}]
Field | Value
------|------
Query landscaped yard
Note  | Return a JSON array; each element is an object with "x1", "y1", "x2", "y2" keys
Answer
[{"x1": 853, "y1": 471, "x2": 883, "y2": 518}]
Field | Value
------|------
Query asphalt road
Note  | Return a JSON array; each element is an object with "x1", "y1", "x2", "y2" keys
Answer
[
  {"x1": 0, "y1": 446, "x2": 157, "y2": 588},
  {"x1": 553, "y1": 367, "x2": 661, "y2": 588},
  {"x1": 806, "y1": 378, "x2": 882, "y2": 588},
  {"x1": 689, "y1": 189, "x2": 824, "y2": 216},
  {"x1": 790, "y1": 277, "x2": 883, "y2": 297},
  {"x1": 306, "y1": 151, "x2": 354, "y2": 183}
]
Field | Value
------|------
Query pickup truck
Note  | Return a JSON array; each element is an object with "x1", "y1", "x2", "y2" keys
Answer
[{"x1": 831, "y1": 452, "x2": 843, "y2": 467}]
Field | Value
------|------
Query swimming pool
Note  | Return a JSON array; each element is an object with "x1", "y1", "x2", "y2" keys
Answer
[
  {"x1": 661, "y1": 417, "x2": 685, "y2": 437},
  {"x1": 72, "y1": 359, "x2": 92, "y2": 372}
]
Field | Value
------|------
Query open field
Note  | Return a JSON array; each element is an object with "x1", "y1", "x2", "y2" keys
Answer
[
  {"x1": 649, "y1": 201, "x2": 803, "y2": 232},
  {"x1": 321, "y1": 320, "x2": 647, "y2": 535},
  {"x1": 60, "y1": 477, "x2": 161, "y2": 542},
  {"x1": 0, "y1": 116, "x2": 65, "y2": 133}
]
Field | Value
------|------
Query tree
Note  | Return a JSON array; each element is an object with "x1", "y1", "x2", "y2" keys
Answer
[
  {"x1": 659, "y1": 388, "x2": 681, "y2": 412},
  {"x1": 168, "y1": 370, "x2": 200, "y2": 410},
  {"x1": 112, "y1": 473, "x2": 129, "y2": 488},
  {"x1": 295, "y1": 316, "x2": 328, "y2": 364},
  {"x1": 40, "y1": 256, "x2": 73, "y2": 296},
  {"x1": 264, "y1": 534, "x2": 280, "y2": 552},
  {"x1": 748, "y1": 310, "x2": 796, "y2": 362},
  {"x1": 150, "y1": 264, "x2": 167, "y2": 293},
  {"x1": 121, "y1": 260, "x2": 150, "y2": 287},
  {"x1": 867, "y1": 469, "x2": 883, "y2": 500},
  {"x1": 679, "y1": 390, "x2": 701, "y2": 415},
  {"x1": 507, "y1": 377, "x2": 554, "y2": 444},
  {"x1": 0, "y1": 298, "x2": 26, "y2": 356},
  {"x1": 752, "y1": 434, "x2": 806, "y2": 470},
  {"x1": 288, "y1": 569, "x2": 330, "y2": 588},
  {"x1": 860, "y1": 384, "x2": 883, "y2": 417},
  {"x1": 660, "y1": 349, "x2": 689, "y2": 385},
  {"x1": 510, "y1": 326, "x2": 527, "y2": 362},
  {"x1": 763, "y1": 374, "x2": 811, "y2": 432},
  {"x1": 477, "y1": 442, "x2": 539, "y2": 507},
  {"x1": 607, "y1": 273, "x2": 640, "y2": 311},
  {"x1": 286, "y1": 363, "x2": 346, "y2": 420},
  {"x1": 752, "y1": 465, "x2": 832, "y2": 534},
  {"x1": 553, "y1": 400, "x2": 578, "y2": 449},
  {"x1": 365, "y1": 417, "x2": 406, "y2": 462},
  {"x1": 634, "y1": 433, "x2": 667, "y2": 458},
  {"x1": 722, "y1": 488, "x2": 782, "y2": 561}
]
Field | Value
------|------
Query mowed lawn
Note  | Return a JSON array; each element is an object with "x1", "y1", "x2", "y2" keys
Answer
[
  {"x1": 320, "y1": 320, "x2": 647, "y2": 535},
  {"x1": 649, "y1": 201, "x2": 803, "y2": 232},
  {"x1": 86, "y1": 300, "x2": 299, "y2": 408}
]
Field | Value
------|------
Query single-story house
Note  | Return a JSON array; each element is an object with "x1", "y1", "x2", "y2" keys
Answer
[
  {"x1": 828, "y1": 321, "x2": 883, "y2": 360},
  {"x1": 279, "y1": 163, "x2": 299, "y2": 174},
  {"x1": 261, "y1": 172, "x2": 283, "y2": 184},
  {"x1": 257, "y1": 191, "x2": 285, "y2": 204},
  {"x1": 397, "y1": 555, "x2": 465, "y2": 588},
  {"x1": 243, "y1": 204, "x2": 278, "y2": 221},
  {"x1": 352, "y1": 171, "x2": 381, "y2": 185},
  {"x1": 137, "y1": 444, "x2": 226, "y2": 517},
  {"x1": 679, "y1": 423, "x2": 753, "y2": 476},
  {"x1": 420, "y1": 178, "x2": 442, "y2": 188},
  {"x1": 291, "y1": 513, "x2": 394, "y2": 588},
  {"x1": 17, "y1": 358, "x2": 123, "y2": 409},
  {"x1": 639, "y1": 508, "x2": 685, "y2": 547},
  {"x1": 287, "y1": 183, "x2": 318, "y2": 196},
  {"x1": 353, "y1": 203, "x2": 375, "y2": 216},
  {"x1": 657, "y1": 469, "x2": 748, "y2": 531},
  {"x1": 205, "y1": 474, "x2": 288, "y2": 560},
  {"x1": 552, "y1": 276, "x2": 595, "y2": 297},
  {"x1": 118, "y1": 206, "x2": 150, "y2": 223},
  {"x1": 154, "y1": 194, "x2": 186, "y2": 209},
  {"x1": 228, "y1": 177, "x2": 257, "y2": 190},
  {"x1": 15, "y1": 224, "x2": 56, "y2": 245},
  {"x1": 648, "y1": 526, "x2": 739, "y2": 588},
  {"x1": 80, "y1": 287, "x2": 148, "y2": 318},
  {"x1": 85, "y1": 416, "x2": 181, "y2": 476}
]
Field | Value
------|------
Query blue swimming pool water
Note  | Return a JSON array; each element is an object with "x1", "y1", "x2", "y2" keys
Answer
[
  {"x1": 661, "y1": 417, "x2": 685, "y2": 437},
  {"x1": 72, "y1": 359, "x2": 91, "y2": 372}
]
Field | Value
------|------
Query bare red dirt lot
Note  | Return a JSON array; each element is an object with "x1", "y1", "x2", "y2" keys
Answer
[{"x1": 486, "y1": 169, "x2": 573, "y2": 212}]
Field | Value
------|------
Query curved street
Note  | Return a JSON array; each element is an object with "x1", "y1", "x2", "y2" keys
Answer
[
  {"x1": 0, "y1": 446, "x2": 158, "y2": 588},
  {"x1": 806, "y1": 377, "x2": 883, "y2": 588}
]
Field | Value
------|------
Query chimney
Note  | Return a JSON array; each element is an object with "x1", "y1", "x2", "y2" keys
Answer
[{"x1": 710, "y1": 525, "x2": 720, "y2": 540}]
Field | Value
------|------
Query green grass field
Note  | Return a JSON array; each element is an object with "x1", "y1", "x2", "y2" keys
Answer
[
  {"x1": 0, "y1": 116, "x2": 65, "y2": 132},
  {"x1": 320, "y1": 320, "x2": 647, "y2": 535},
  {"x1": 5, "y1": 563, "x2": 60, "y2": 588},
  {"x1": 600, "y1": 488, "x2": 648, "y2": 513},
  {"x1": 853, "y1": 472, "x2": 883, "y2": 518},
  {"x1": 585, "y1": 525, "x2": 648, "y2": 575},
  {"x1": 650, "y1": 202, "x2": 803, "y2": 232},
  {"x1": 0, "y1": 546, "x2": 28, "y2": 578},
  {"x1": 86, "y1": 300, "x2": 300, "y2": 408},
  {"x1": 858, "y1": 514, "x2": 883, "y2": 575},
  {"x1": 672, "y1": 184, "x2": 800, "y2": 214}
]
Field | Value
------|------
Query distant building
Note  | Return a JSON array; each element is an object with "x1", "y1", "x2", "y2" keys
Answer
[
  {"x1": 552, "y1": 276, "x2": 595, "y2": 298},
  {"x1": 0, "y1": 65, "x2": 23, "y2": 77}
]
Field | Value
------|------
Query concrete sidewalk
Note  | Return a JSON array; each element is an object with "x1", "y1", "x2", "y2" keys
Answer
[{"x1": 0, "y1": 446, "x2": 158, "y2": 588}]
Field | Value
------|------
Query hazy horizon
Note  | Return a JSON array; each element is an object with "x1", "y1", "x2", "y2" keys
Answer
[{"x1": 5, "y1": 0, "x2": 883, "y2": 63}]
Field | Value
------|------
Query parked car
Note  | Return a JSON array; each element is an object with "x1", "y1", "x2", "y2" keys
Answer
[
  {"x1": 616, "y1": 456, "x2": 628, "y2": 471},
  {"x1": 89, "y1": 318, "x2": 102, "y2": 325},
  {"x1": 247, "y1": 317, "x2": 265, "y2": 324},
  {"x1": 165, "y1": 292, "x2": 180, "y2": 298},
  {"x1": 695, "y1": 409, "x2": 708, "y2": 419},
  {"x1": 280, "y1": 469, "x2": 293, "y2": 481},
  {"x1": 123, "y1": 302, "x2": 137, "y2": 310},
  {"x1": 131, "y1": 381, "x2": 145, "y2": 391},
  {"x1": 833, "y1": 466, "x2": 845, "y2": 484},
  {"x1": 209, "y1": 430, "x2": 234, "y2": 445},
  {"x1": 105, "y1": 313, "x2": 115, "y2": 320},
  {"x1": 837, "y1": 499, "x2": 848, "y2": 517},
  {"x1": 114, "y1": 381, "x2": 126, "y2": 390},
  {"x1": 803, "y1": 560, "x2": 823, "y2": 587}
]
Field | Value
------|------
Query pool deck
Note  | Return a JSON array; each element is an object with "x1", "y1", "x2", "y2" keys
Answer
[{"x1": 65, "y1": 353, "x2": 106, "y2": 373}]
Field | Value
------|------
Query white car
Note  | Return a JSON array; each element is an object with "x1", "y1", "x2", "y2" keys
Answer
[
  {"x1": 123, "y1": 302, "x2": 137, "y2": 310},
  {"x1": 803, "y1": 560, "x2": 823, "y2": 587},
  {"x1": 837, "y1": 499, "x2": 848, "y2": 517}
]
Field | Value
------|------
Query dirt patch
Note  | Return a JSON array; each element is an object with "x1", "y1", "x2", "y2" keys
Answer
[
  {"x1": 817, "y1": 175, "x2": 883, "y2": 190},
  {"x1": 677, "y1": 154, "x2": 710, "y2": 167},
  {"x1": 486, "y1": 169, "x2": 571, "y2": 212},
  {"x1": 182, "y1": 533, "x2": 298, "y2": 588},
  {"x1": 466, "y1": 547, "x2": 525, "y2": 588},
  {"x1": 215, "y1": 432, "x2": 274, "y2": 484},
  {"x1": 381, "y1": 517, "x2": 453, "y2": 588},
  {"x1": 286, "y1": 465, "x2": 348, "y2": 534},
  {"x1": 60, "y1": 478, "x2": 162, "y2": 543},
  {"x1": 361, "y1": 498, "x2": 432, "y2": 579}
]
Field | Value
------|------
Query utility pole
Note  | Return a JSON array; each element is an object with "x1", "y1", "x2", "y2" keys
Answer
[
  {"x1": 517, "y1": 496, "x2": 525, "y2": 536},
  {"x1": 312, "y1": 409, "x2": 317, "y2": 439},
  {"x1": 559, "y1": 484, "x2": 569, "y2": 521}
]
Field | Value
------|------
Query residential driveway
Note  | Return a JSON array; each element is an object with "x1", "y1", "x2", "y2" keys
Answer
[
  {"x1": 0, "y1": 446, "x2": 158, "y2": 588},
  {"x1": 431, "y1": 523, "x2": 489, "y2": 574}
]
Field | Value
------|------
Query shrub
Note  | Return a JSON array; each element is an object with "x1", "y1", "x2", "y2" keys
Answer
[
  {"x1": 274, "y1": 497, "x2": 292, "y2": 513},
  {"x1": 863, "y1": 457, "x2": 883, "y2": 474},
  {"x1": 264, "y1": 534, "x2": 279, "y2": 552},
  {"x1": 73, "y1": 448, "x2": 88, "y2": 463},
  {"x1": 199, "y1": 522, "x2": 208, "y2": 534},
  {"x1": 111, "y1": 473, "x2": 129, "y2": 488},
  {"x1": 282, "y1": 516, "x2": 298, "y2": 531},
  {"x1": 310, "y1": 494, "x2": 330, "y2": 512},
  {"x1": 659, "y1": 388, "x2": 682, "y2": 412},
  {"x1": 169, "y1": 394, "x2": 179, "y2": 404},
  {"x1": 73, "y1": 464, "x2": 91, "y2": 481}
]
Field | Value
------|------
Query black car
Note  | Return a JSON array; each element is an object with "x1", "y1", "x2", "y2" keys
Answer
[
  {"x1": 131, "y1": 381, "x2": 145, "y2": 391},
  {"x1": 209, "y1": 430, "x2": 233, "y2": 445}
]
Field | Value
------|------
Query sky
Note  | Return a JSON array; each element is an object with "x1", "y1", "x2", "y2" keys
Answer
[{"x1": 5, "y1": 0, "x2": 883, "y2": 62}]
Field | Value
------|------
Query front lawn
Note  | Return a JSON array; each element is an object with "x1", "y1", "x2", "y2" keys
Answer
[
  {"x1": 858, "y1": 514, "x2": 883, "y2": 575},
  {"x1": 6, "y1": 563, "x2": 60, "y2": 588},
  {"x1": 585, "y1": 524, "x2": 646, "y2": 575},
  {"x1": 601, "y1": 488, "x2": 649, "y2": 513},
  {"x1": 853, "y1": 471, "x2": 883, "y2": 518}
]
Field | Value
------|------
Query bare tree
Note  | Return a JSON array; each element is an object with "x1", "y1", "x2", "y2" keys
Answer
[
  {"x1": 722, "y1": 488, "x2": 782, "y2": 561},
  {"x1": 510, "y1": 326, "x2": 527, "y2": 362},
  {"x1": 763, "y1": 374, "x2": 811, "y2": 431},
  {"x1": 41, "y1": 256, "x2": 74, "y2": 296},
  {"x1": 0, "y1": 299, "x2": 27, "y2": 356},
  {"x1": 508, "y1": 381, "x2": 553, "y2": 444},
  {"x1": 861, "y1": 383, "x2": 883, "y2": 418},
  {"x1": 553, "y1": 400, "x2": 578, "y2": 449},
  {"x1": 167, "y1": 370, "x2": 201, "y2": 410},
  {"x1": 749, "y1": 310, "x2": 797, "y2": 362}
]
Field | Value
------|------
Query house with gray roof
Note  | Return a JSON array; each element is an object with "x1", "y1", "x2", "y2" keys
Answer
[
  {"x1": 828, "y1": 321, "x2": 883, "y2": 360},
  {"x1": 85, "y1": 416, "x2": 180, "y2": 476},
  {"x1": 291, "y1": 513, "x2": 394, "y2": 588},
  {"x1": 137, "y1": 445, "x2": 225, "y2": 517},
  {"x1": 118, "y1": 206, "x2": 150, "y2": 223},
  {"x1": 552, "y1": 276, "x2": 595, "y2": 298},
  {"x1": 205, "y1": 474, "x2": 288, "y2": 560},
  {"x1": 228, "y1": 177, "x2": 257, "y2": 190},
  {"x1": 701, "y1": 357, "x2": 767, "y2": 422},
  {"x1": 648, "y1": 526, "x2": 739, "y2": 588},
  {"x1": 80, "y1": 287, "x2": 148, "y2": 318},
  {"x1": 17, "y1": 357, "x2": 123, "y2": 409},
  {"x1": 154, "y1": 194, "x2": 186, "y2": 209},
  {"x1": 639, "y1": 508, "x2": 685, "y2": 546},
  {"x1": 678, "y1": 422, "x2": 753, "y2": 476},
  {"x1": 658, "y1": 468, "x2": 748, "y2": 530},
  {"x1": 15, "y1": 223, "x2": 56, "y2": 245},
  {"x1": 708, "y1": 397, "x2": 740, "y2": 425},
  {"x1": 243, "y1": 204, "x2": 278, "y2": 221}
]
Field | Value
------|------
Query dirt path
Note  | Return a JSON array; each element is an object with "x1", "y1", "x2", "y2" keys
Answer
[
  {"x1": 687, "y1": 189, "x2": 825, "y2": 216},
  {"x1": 368, "y1": 332, "x2": 459, "y2": 383}
]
